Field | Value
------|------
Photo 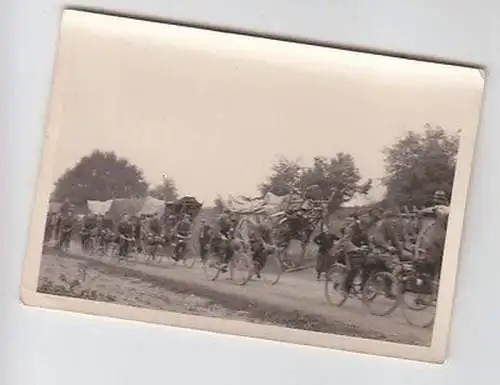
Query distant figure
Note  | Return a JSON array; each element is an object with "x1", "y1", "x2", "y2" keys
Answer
[
  {"x1": 80, "y1": 213, "x2": 97, "y2": 251},
  {"x1": 175, "y1": 214, "x2": 192, "y2": 237},
  {"x1": 44, "y1": 212, "x2": 55, "y2": 243},
  {"x1": 172, "y1": 214, "x2": 193, "y2": 260},
  {"x1": 416, "y1": 190, "x2": 451, "y2": 279},
  {"x1": 213, "y1": 210, "x2": 236, "y2": 270},
  {"x1": 57, "y1": 211, "x2": 75, "y2": 251},
  {"x1": 313, "y1": 223, "x2": 339, "y2": 280},
  {"x1": 249, "y1": 222, "x2": 274, "y2": 278},
  {"x1": 148, "y1": 216, "x2": 162, "y2": 236},
  {"x1": 132, "y1": 216, "x2": 143, "y2": 253},
  {"x1": 163, "y1": 214, "x2": 177, "y2": 243},
  {"x1": 102, "y1": 213, "x2": 115, "y2": 231},
  {"x1": 198, "y1": 218, "x2": 212, "y2": 262},
  {"x1": 117, "y1": 214, "x2": 134, "y2": 258},
  {"x1": 54, "y1": 213, "x2": 62, "y2": 242},
  {"x1": 60, "y1": 198, "x2": 71, "y2": 216}
]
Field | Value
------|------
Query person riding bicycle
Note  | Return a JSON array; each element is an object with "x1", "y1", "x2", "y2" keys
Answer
[
  {"x1": 313, "y1": 222, "x2": 339, "y2": 281},
  {"x1": 338, "y1": 213, "x2": 373, "y2": 295},
  {"x1": 99, "y1": 213, "x2": 115, "y2": 247},
  {"x1": 94, "y1": 214, "x2": 106, "y2": 248},
  {"x1": 172, "y1": 214, "x2": 192, "y2": 260},
  {"x1": 147, "y1": 215, "x2": 162, "y2": 237},
  {"x1": 80, "y1": 213, "x2": 97, "y2": 250},
  {"x1": 249, "y1": 222, "x2": 275, "y2": 278},
  {"x1": 57, "y1": 210, "x2": 75, "y2": 250},
  {"x1": 284, "y1": 208, "x2": 309, "y2": 243},
  {"x1": 198, "y1": 218, "x2": 212, "y2": 262},
  {"x1": 416, "y1": 190, "x2": 450, "y2": 279},
  {"x1": 117, "y1": 214, "x2": 134, "y2": 258},
  {"x1": 44, "y1": 212, "x2": 56, "y2": 243},
  {"x1": 163, "y1": 214, "x2": 177, "y2": 244},
  {"x1": 344, "y1": 208, "x2": 404, "y2": 298},
  {"x1": 214, "y1": 210, "x2": 236, "y2": 271}
]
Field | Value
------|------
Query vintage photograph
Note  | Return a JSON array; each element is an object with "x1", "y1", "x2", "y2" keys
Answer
[{"x1": 21, "y1": 10, "x2": 484, "y2": 363}]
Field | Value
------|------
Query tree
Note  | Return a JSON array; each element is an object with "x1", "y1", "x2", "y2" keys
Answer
[
  {"x1": 382, "y1": 124, "x2": 460, "y2": 208},
  {"x1": 299, "y1": 153, "x2": 372, "y2": 204},
  {"x1": 259, "y1": 153, "x2": 371, "y2": 212},
  {"x1": 51, "y1": 150, "x2": 149, "y2": 204},
  {"x1": 149, "y1": 176, "x2": 178, "y2": 201},
  {"x1": 259, "y1": 157, "x2": 303, "y2": 196}
]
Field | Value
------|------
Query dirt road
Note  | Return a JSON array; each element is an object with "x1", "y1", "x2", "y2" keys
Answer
[{"x1": 37, "y1": 244, "x2": 433, "y2": 346}]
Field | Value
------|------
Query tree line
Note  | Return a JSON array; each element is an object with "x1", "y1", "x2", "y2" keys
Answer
[{"x1": 51, "y1": 124, "x2": 459, "y2": 210}]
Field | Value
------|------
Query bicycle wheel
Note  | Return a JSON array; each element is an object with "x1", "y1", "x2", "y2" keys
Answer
[
  {"x1": 324, "y1": 263, "x2": 349, "y2": 306},
  {"x1": 362, "y1": 271, "x2": 402, "y2": 316},
  {"x1": 229, "y1": 252, "x2": 253, "y2": 286},
  {"x1": 257, "y1": 252, "x2": 283, "y2": 286},
  {"x1": 401, "y1": 275, "x2": 437, "y2": 328},
  {"x1": 182, "y1": 242, "x2": 197, "y2": 269},
  {"x1": 203, "y1": 251, "x2": 223, "y2": 281}
]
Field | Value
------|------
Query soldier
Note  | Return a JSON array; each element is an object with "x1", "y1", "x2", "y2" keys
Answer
[
  {"x1": 172, "y1": 214, "x2": 193, "y2": 260},
  {"x1": 117, "y1": 214, "x2": 134, "y2": 258},
  {"x1": 249, "y1": 221, "x2": 275, "y2": 278},
  {"x1": 198, "y1": 218, "x2": 212, "y2": 262},
  {"x1": 313, "y1": 222, "x2": 339, "y2": 281},
  {"x1": 57, "y1": 210, "x2": 75, "y2": 251},
  {"x1": 215, "y1": 209, "x2": 236, "y2": 270}
]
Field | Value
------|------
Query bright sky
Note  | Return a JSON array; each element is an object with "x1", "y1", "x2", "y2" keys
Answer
[{"x1": 49, "y1": 11, "x2": 484, "y2": 206}]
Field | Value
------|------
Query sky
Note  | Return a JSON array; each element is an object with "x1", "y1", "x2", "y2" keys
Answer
[{"x1": 48, "y1": 11, "x2": 484, "y2": 206}]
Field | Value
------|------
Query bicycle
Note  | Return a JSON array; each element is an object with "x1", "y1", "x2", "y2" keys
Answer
[
  {"x1": 169, "y1": 233, "x2": 197, "y2": 268},
  {"x1": 244, "y1": 244, "x2": 283, "y2": 286},
  {"x1": 324, "y1": 247, "x2": 402, "y2": 317},
  {"x1": 56, "y1": 228, "x2": 72, "y2": 255},
  {"x1": 203, "y1": 235, "x2": 253, "y2": 285},
  {"x1": 398, "y1": 259, "x2": 438, "y2": 328},
  {"x1": 143, "y1": 232, "x2": 165, "y2": 263}
]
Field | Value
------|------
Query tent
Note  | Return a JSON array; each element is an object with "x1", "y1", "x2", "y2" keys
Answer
[
  {"x1": 137, "y1": 196, "x2": 165, "y2": 217},
  {"x1": 107, "y1": 198, "x2": 145, "y2": 222},
  {"x1": 87, "y1": 199, "x2": 114, "y2": 215}
]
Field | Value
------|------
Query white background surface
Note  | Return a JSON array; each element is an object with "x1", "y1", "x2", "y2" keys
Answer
[{"x1": 1, "y1": 1, "x2": 497, "y2": 384}]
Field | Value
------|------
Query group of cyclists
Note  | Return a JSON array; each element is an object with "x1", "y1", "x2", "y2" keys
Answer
[
  {"x1": 45, "y1": 206, "x2": 197, "y2": 261},
  {"x1": 313, "y1": 189, "x2": 450, "y2": 297},
  {"x1": 44, "y1": 188, "x2": 449, "y2": 298}
]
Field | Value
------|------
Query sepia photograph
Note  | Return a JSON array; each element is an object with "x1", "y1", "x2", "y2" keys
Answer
[{"x1": 21, "y1": 10, "x2": 484, "y2": 363}]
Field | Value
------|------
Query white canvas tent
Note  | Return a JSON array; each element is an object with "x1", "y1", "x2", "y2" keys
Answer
[
  {"x1": 87, "y1": 199, "x2": 113, "y2": 215},
  {"x1": 137, "y1": 196, "x2": 165, "y2": 217}
]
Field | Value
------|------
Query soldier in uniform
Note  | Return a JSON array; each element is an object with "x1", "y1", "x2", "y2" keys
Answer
[
  {"x1": 57, "y1": 210, "x2": 75, "y2": 251},
  {"x1": 313, "y1": 222, "x2": 339, "y2": 281}
]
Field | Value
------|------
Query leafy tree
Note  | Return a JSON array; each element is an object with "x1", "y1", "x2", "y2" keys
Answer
[
  {"x1": 259, "y1": 153, "x2": 371, "y2": 212},
  {"x1": 382, "y1": 124, "x2": 460, "y2": 208},
  {"x1": 299, "y1": 153, "x2": 372, "y2": 204},
  {"x1": 259, "y1": 157, "x2": 302, "y2": 196},
  {"x1": 51, "y1": 150, "x2": 149, "y2": 204},
  {"x1": 149, "y1": 176, "x2": 178, "y2": 201}
]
